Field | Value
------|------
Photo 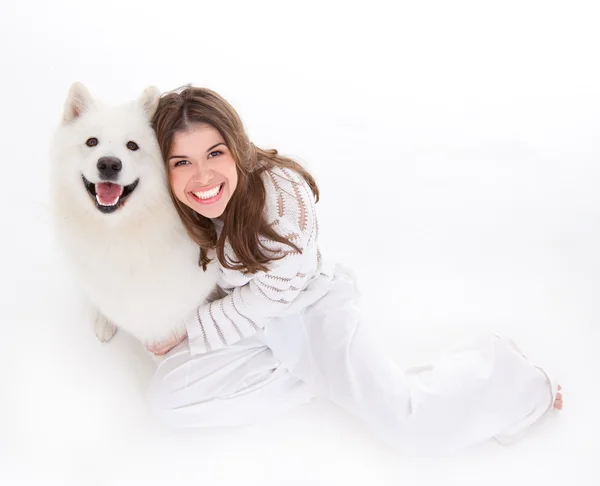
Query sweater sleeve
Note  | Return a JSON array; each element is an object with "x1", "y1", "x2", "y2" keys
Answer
[{"x1": 184, "y1": 167, "x2": 319, "y2": 355}]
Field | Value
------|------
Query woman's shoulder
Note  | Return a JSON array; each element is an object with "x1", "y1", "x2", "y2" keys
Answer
[
  {"x1": 261, "y1": 166, "x2": 315, "y2": 220},
  {"x1": 261, "y1": 165, "x2": 318, "y2": 245},
  {"x1": 262, "y1": 165, "x2": 309, "y2": 194}
]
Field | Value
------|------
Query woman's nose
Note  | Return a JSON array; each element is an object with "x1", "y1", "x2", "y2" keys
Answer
[{"x1": 194, "y1": 162, "x2": 213, "y2": 184}]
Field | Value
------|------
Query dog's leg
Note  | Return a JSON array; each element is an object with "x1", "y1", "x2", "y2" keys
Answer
[{"x1": 94, "y1": 311, "x2": 118, "y2": 343}]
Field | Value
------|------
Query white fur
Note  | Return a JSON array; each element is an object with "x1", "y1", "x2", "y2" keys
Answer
[{"x1": 50, "y1": 82, "x2": 218, "y2": 345}]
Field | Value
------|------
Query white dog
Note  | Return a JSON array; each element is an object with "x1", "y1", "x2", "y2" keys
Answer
[{"x1": 50, "y1": 82, "x2": 218, "y2": 348}]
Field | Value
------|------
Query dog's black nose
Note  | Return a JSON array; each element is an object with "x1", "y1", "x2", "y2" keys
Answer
[{"x1": 97, "y1": 157, "x2": 122, "y2": 180}]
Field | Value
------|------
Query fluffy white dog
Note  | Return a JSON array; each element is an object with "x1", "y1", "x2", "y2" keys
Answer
[{"x1": 50, "y1": 82, "x2": 218, "y2": 348}]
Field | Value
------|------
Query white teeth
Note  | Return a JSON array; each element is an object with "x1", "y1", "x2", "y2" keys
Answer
[
  {"x1": 192, "y1": 184, "x2": 222, "y2": 200},
  {"x1": 96, "y1": 194, "x2": 120, "y2": 206},
  {"x1": 94, "y1": 183, "x2": 124, "y2": 207}
]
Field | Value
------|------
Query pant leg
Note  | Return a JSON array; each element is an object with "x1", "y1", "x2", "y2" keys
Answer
[
  {"x1": 148, "y1": 334, "x2": 314, "y2": 428},
  {"x1": 260, "y1": 268, "x2": 556, "y2": 453}
]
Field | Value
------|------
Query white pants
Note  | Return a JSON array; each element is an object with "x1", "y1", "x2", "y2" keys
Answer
[{"x1": 148, "y1": 268, "x2": 557, "y2": 453}]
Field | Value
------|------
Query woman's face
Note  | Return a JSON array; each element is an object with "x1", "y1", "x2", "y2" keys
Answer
[{"x1": 168, "y1": 123, "x2": 238, "y2": 219}]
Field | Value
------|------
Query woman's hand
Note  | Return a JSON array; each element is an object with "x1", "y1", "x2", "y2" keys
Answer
[{"x1": 145, "y1": 330, "x2": 187, "y2": 356}]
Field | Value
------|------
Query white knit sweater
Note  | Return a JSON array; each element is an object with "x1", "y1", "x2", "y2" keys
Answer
[{"x1": 184, "y1": 166, "x2": 334, "y2": 355}]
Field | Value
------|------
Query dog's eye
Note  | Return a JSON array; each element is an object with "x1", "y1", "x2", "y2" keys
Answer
[
  {"x1": 126, "y1": 141, "x2": 139, "y2": 151},
  {"x1": 86, "y1": 138, "x2": 98, "y2": 147}
]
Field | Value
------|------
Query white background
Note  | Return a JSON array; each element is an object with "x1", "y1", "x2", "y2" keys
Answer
[{"x1": 1, "y1": 0, "x2": 599, "y2": 484}]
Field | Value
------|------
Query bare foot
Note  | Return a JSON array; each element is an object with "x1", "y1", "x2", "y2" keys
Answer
[{"x1": 554, "y1": 385, "x2": 563, "y2": 410}]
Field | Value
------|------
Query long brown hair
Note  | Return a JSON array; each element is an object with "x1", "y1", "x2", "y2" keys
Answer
[{"x1": 152, "y1": 85, "x2": 319, "y2": 273}]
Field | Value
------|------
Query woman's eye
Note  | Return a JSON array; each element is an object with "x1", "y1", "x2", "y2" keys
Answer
[
  {"x1": 86, "y1": 137, "x2": 98, "y2": 147},
  {"x1": 173, "y1": 160, "x2": 190, "y2": 167},
  {"x1": 126, "y1": 141, "x2": 139, "y2": 151},
  {"x1": 208, "y1": 150, "x2": 222, "y2": 158}
]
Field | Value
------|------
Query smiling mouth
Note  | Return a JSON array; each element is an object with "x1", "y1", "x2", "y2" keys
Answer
[
  {"x1": 82, "y1": 175, "x2": 139, "y2": 214},
  {"x1": 189, "y1": 183, "x2": 224, "y2": 204}
]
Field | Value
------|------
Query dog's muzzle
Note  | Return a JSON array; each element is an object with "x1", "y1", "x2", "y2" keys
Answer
[{"x1": 82, "y1": 175, "x2": 139, "y2": 214}]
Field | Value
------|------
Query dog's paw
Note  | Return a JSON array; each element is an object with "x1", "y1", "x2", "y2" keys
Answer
[{"x1": 95, "y1": 314, "x2": 117, "y2": 343}]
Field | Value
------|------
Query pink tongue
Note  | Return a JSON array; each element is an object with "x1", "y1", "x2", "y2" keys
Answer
[{"x1": 96, "y1": 183, "x2": 122, "y2": 204}]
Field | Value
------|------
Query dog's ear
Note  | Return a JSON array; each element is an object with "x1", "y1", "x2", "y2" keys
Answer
[
  {"x1": 63, "y1": 82, "x2": 93, "y2": 124},
  {"x1": 139, "y1": 86, "x2": 160, "y2": 119}
]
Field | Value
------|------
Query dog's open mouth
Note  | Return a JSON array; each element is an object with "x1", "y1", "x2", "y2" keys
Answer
[{"x1": 82, "y1": 175, "x2": 139, "y2": 214}]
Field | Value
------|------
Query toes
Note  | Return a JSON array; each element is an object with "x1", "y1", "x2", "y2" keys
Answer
[{"x1": 554, "y1": 388, "x2": 563, "y2": 410}]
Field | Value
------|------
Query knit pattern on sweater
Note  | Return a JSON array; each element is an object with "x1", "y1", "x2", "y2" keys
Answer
[{"x1": 184, "y1": 166, "x2": 328, "y2": 355}]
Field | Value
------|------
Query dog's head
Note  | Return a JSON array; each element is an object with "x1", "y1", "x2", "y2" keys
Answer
[{"x1": 51, "y1": 82, "x2": 168, "y2": 220}]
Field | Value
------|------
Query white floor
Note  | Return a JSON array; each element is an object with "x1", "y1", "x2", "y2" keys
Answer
[{"x1": 2, "y1": 1, "x2": 599, "y2": 484}]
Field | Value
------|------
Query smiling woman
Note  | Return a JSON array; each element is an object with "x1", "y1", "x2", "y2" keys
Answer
[
  {"x1": 152, "y1": 86, "x2": 319, "y2": 273},
  {"x1": 168, "y1": 125, "x2": 238, "y2": 220},
  {"x1": 146, "y1": 85, "x2": 563, "y2": 454}
]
